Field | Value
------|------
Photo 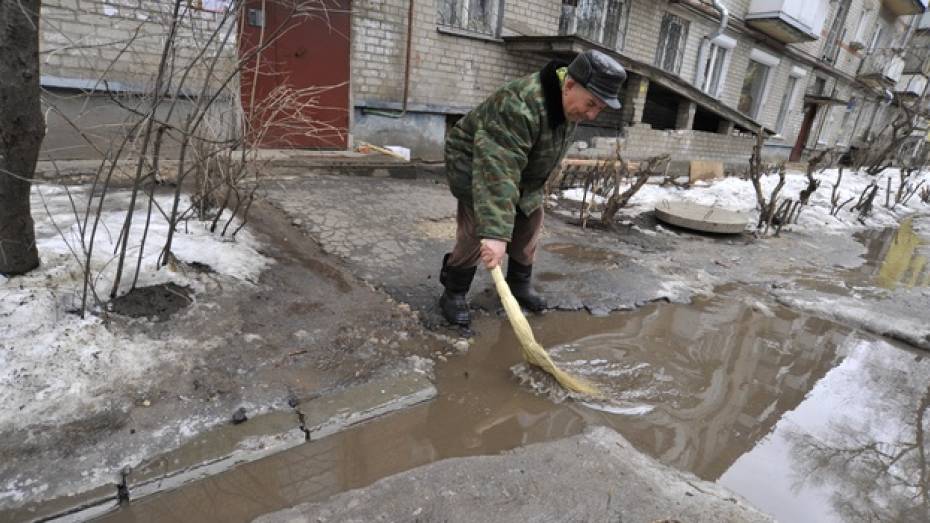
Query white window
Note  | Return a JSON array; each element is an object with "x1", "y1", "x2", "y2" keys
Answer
[
  {"x1": 561, "y1": 0, "x2": 632, "y2": 51},
  {"x1": 835, "y1": 98, "x2": 858, "y2": 146},
  {"x1": 775, "y1": 78, "x2": 798, "y2": 134},
  {"x1": 438, "y1": 0, "x2": 503, "y2": 37},
  {"x1": 739, "y1": 49, "x2": 780, "y2": 119},
  {"x1": 698, "y1": 34, "x2": 735, "y2": 98},
  {"x1": 774, "y1": 66, "x2": 806, "y2": 135},
  {"x1": 821, "y1": 0, "x2": 850, "y2": 64},
  {"x1": 655, "y1": 13, "x2": 689, "y2": 74},
  {"x1": 868, "y1": 26, "x2": 884, "y2": 53}
]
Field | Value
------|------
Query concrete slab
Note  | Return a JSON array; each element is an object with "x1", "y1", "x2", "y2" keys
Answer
[
  {"x1": 655, "y1": 200, "x2": 748, "y2": 234},
  {"x1": 253, "y1": 426, "x2": 773, "y2": 523}
]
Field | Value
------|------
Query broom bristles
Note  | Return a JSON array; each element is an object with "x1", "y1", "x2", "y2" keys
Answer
[{"x1": 490, "y1": 266, "x2": 601, "y2": 397}]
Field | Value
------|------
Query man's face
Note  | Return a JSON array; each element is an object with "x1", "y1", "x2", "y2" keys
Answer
[{"x1": 562, "y1": 77, "x2": 608, "y2": 123}]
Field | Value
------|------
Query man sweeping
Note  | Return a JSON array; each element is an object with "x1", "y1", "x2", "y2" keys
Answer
[{"x1": 438, "y1": 49, "x2": 627, "y2": 327}]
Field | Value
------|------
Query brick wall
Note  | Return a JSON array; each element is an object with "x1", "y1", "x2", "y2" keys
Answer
[
  {"x1": 352, "y1": 0, "x2": 560, "y2": 111},
  {"x1": 40, "y1": 0, "x2": 236, "y2": 92},
  {"x1": 623, "y1": 124, "x2": 754, "y2": 166}
]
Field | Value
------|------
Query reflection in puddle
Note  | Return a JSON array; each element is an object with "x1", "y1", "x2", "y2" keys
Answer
[
  {"x1": 97, "y1": 290, "x2": 928, "y2": 523},
  {"x1": 855, "y1": 217, "x2": 929, "y2": 289},
  {"x1": 720, "y1": 338, "x2": 930, "y2": 523}
]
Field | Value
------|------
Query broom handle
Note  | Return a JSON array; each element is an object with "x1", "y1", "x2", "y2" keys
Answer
[{"x1": 489, "y1": 264, "x2": 509, "y2": 296}]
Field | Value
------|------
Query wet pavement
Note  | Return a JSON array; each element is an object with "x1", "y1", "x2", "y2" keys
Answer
[
  {"x1": 94, "y1": 281, "x2": 930, "y2": 522},
  {"x1": 9, "y1": 172, "x2": 930, "y2": 522}
]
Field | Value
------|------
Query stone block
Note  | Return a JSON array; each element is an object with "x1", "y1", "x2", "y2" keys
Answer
[{"x1": 689, "y1": 160, "x2": 725, "y2": 183}]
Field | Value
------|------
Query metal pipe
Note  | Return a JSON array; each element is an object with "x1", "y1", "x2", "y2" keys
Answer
[
  {"x1": 363, "y1": 0, "x2": 415, "y2": 118},
  {"x1": 401, "y1": 0, "x2": 414, "y2": 114},
  {"x1": 694, "y1": 0, "x2": 729, "y2": 89}
]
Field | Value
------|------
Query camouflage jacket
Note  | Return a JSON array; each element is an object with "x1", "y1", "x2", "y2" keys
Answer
[{"x1": 444, "y1": 61, "x2": 577, "y2": 241}]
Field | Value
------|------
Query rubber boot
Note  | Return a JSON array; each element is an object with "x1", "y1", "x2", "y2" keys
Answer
[
  {"x1": 506, "y1": 259, "x2": 547, "y2": 312},
  {"x1": 439, "y1": 253, "x2": 477, "y2": 326}
]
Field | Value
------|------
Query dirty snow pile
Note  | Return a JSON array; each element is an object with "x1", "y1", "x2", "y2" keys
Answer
[
  {"x1": 0, "y1": 185, "x2": 272, "y2": 433},
  {"x1": 562, "y1": 167, "x2": 929, "y2": 233}
]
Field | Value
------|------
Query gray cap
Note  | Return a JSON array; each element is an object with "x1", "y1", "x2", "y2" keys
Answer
[{"x1": 567, "y1": 50, "x2": 626, "y2": 110}]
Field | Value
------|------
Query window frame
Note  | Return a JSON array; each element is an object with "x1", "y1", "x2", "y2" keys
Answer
[
  {"x1": 438, "y1": 0, "x2": 505, "y2": 38},
  {"x1": 835, "y1": 98, "x2": 858, "y2": 146},
  {"x1": 699, "y1": 34, "x2": 735, "y2": 99},
  {"x1": 739, "y1": 48, "x2": 780, "y2": 119},
  {"x1": 654, "y1": 12, "x2": 689, "y2": 75},
  {"x1": 821, "y1": 0, "x2": 850, "y2": 64},
  {"x1": 774, "y1": 75, "x2": 799, "y2": 136}
]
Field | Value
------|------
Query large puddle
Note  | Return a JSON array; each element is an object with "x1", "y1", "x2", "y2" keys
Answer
[
  {"x1": 854, "y1": 216, "x2": 929, "y2": 289},
  {"x1": 95, "y1": 278, "x2": 930, "y2": 522}
]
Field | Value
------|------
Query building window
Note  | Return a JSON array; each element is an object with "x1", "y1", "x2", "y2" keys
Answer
[
  {"x1": 835, "y1": 98, "x2": 858, "y2": 145},
  {"x1": 697, "y1": 34, "x2": 735, "y2": 98},
  {"x1": 868, "y1": 26, "x2": 884, "y2": 53},
  {"x1": 739, "y1": 49, "x2": 779, "y2": 118},
  {"x1": 655, "y1": 13, "x2": 689, "y2": 74},
  {"x1": 702, "y1": 45, "x2": 727, "y2": 96},
  {"x1": 774, "y1": 75, "x2": 799, "y2": 134},
  {"x1": 438, "y1": 0, "x2": 503, "y2": 37},
  {"x1": 821, "y1": 0, "x2": 850, "y2": 64},
  {"x1": 560, "y1": 0, "x2": 631, "y2": 51}
]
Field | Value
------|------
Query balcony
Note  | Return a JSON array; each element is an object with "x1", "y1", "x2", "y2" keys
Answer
[
  {"x1": 896, "y1": 73, "x2": 928, "y2": 97},
  {"x1": 881, "y1": 0, "x2": 927, "y2": 16},
  {"x1": 859, "y1": 48, "x2": 906, "y2": 88},
  {"x1": 746, "y1": 0, "x2": 828, "y2": 43}
]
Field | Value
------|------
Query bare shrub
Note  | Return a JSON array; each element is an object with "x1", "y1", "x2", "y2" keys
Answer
[
  {"x1": 35, "y1": 0, "x2": 337, "y2": 316},
  {"x1": 746, "y1": 133, "x2": 787, "y2": 236}
]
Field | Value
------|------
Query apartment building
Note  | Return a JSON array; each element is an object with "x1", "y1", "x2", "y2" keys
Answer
[
  {"x1": 356, "y1": 0, "x2": 927, "y2": 168},
  {"x1": 37, "y1": 0, "x2": 930, "y2": 170}
]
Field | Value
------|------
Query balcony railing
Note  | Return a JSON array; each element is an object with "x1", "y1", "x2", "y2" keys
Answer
[
  {"x1": 859, "y1": 48, "x2": 906, "y2": 87},
  {"x1": 881, "y1": 0, "x2": 927, "y2": 17},
  {"x1": 745, "y1": 0, "x2": 828, "y2": 43}
]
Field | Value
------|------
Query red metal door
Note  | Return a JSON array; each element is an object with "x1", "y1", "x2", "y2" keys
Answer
[{"x1": 240, "y1": 0, "x2": 350, "y2": 149}]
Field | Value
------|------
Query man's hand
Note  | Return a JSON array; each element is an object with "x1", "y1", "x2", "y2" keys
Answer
[{"x1": 480, "y1": 239, "x2": 507, "y2": 269}]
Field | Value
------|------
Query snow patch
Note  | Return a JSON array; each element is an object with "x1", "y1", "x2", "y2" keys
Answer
[
  {"x1": 0, "y1": 187, "x2": 272, "y2": 432},
  {"x1": 561, "y1": 168, "x2": 930, "y2": 234}
]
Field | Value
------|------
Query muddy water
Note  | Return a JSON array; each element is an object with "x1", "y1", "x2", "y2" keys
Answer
[
  {"x1": 95, "y1": 279, "x2": 930, "y2": 523},
  {"x1": 854, "y1": 216, "x2": 929, "y2": 288}
]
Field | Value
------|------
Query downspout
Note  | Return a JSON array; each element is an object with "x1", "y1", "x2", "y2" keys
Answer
[
  {"x1": 694, "y1": 0, "x2": 729, "y2": 90},
  {"x1": 363, "y1": 0, "x2": 414, "y2": 118}
]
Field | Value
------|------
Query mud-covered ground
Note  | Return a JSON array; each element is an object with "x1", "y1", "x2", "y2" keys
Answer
[
  {"x1": 262, "y1": 170, "x2": 927, "y2": 341},
  {"x1": 0, "y1": 192, "x2": 448, "y2": 520}
]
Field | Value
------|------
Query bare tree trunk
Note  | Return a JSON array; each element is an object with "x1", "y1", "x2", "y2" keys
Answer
[{"x1": 0, "y1": 0, "x2": 44, "y2": 275}]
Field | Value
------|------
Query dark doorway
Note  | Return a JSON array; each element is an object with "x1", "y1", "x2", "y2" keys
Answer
[{"x1": 642, "y1": 83, "x2": 679, "y2": 130}]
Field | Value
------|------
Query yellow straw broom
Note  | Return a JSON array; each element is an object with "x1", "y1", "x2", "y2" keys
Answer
[{"x1": 488, "y1": 265, "x2": 601, "y2": 397}]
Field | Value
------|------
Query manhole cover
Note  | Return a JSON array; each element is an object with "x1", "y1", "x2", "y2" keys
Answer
[{"x1": 654, "y1": 201, "x2": 748, "y2": 234}]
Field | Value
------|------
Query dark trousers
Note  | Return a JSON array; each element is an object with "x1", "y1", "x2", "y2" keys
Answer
[{"x1": 447, "y1": 201, "x2": 544, "y2": 268}]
